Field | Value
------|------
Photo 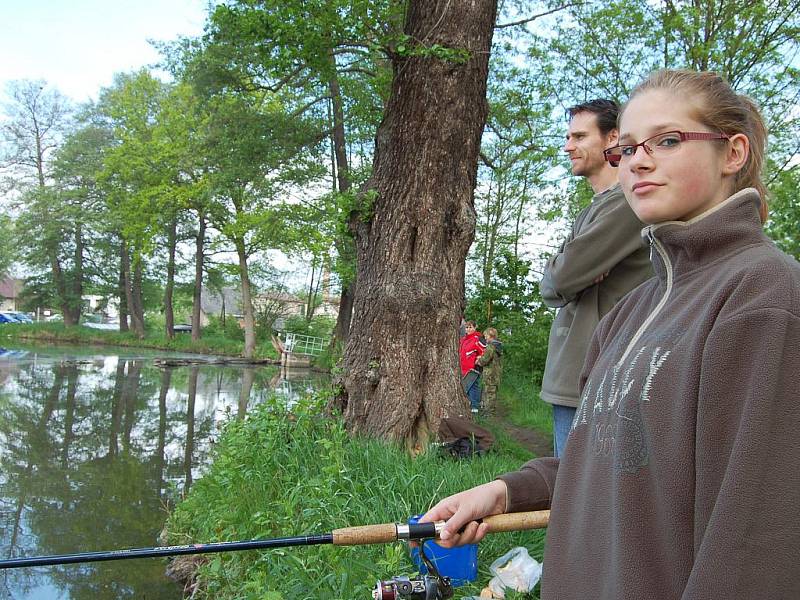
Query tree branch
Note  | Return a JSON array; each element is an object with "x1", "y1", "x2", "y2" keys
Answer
[{"x1": 495, "y1": 2, "x2": 585, "y2": 28}]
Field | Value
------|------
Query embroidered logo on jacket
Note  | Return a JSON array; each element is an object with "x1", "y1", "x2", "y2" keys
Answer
[{"x1": 572, "y1": 346, "x2": 671, "y2": 473}]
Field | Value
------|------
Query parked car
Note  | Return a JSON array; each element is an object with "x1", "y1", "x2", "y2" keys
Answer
[
  {"x1": 0, "y1": 313, "x2": 15, "y2": 324},
  {"x1": 5, "y1": 312, "x2": 32, "y2": 323}
]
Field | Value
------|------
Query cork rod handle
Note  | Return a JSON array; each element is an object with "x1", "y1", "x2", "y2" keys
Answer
[
  {"x1": 483, "y1": 510, "x2": 550, "y2": 533},
  {"x1": 331, "y1": 511, "x2": 550, "y2": 546},
  {"x1": 332, "y1": 523, "x2": 397, "y2": 546}
]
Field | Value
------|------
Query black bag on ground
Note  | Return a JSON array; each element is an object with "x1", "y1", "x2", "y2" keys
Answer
[{"x1": 437, "y1": 416, "x2": 495, "y2": 459}]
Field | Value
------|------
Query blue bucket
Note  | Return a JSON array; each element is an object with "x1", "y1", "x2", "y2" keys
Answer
[{"x1": 408, "y1": 515, "x2": 478, "y2": 586}]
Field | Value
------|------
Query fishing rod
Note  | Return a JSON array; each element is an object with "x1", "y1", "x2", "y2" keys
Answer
[{"x1": 0, "y1": 510, "x2": 550, "y2": 570}]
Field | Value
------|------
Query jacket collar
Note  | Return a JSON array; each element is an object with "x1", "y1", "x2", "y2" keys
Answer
[{"x1": 643, "y1": 188, "x2": 769, "y2": 282}]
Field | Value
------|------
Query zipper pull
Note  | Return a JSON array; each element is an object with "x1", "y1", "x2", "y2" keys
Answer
[{"x1": 647, "y1": 228, "x2": 656, "y2": 262}]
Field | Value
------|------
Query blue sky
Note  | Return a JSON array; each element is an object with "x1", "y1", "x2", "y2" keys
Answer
[{"x1": 0, "y1": 0, "x2": 209, "y2": 102}]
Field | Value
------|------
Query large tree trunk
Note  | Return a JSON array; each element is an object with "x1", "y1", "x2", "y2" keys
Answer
[
  {"x1": 164, "y1": 218, "x2": 177, "y2": 339},
  {"x1": 339, "y1": 0, "x2": 497, "y2": 444},
  {"x1": 191, "y1": 211, "x2": 206, "y2": 342}
]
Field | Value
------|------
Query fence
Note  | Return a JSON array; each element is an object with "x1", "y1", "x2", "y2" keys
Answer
[{"x1": 282, "y1": 332, "x2": 328, "y2": 357}]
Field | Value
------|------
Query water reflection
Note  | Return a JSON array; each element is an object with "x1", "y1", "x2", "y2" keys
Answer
[{"x1": 0, "y1": 345, "x2": 329, "y2": 599}]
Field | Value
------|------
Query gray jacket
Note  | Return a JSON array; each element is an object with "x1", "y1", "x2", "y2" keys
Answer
[{"x1": 539, "y1": 183, "x2": 652, "y2": 407}]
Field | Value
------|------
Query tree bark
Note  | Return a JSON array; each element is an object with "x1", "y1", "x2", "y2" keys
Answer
[
  {"x1": 132, "y1": 257, "x2": 146, "y2": 337},
  {"x1": 50, "y1": 248, "x2": 73, "y2": 326},
  {"x1": 333, "y1": 278, "x2": 355, "y2": 343},
  {"x1": 328, "y1": 57, "x2": 351, "y2": 196},
  {"x1": 118, "y1": 240, "x2": 129, "y2": 332},
  {"x1": 236, "y1": 239, "x2": 256, "y2": 359},
  {"x1": 305, "y1": 258, "x2": 321, "y2": 321},
  {"x1": 164, "y1": 217, "x2": 177, "y2": 339},
  {"x1": 339, "y1": 0, "x2": 498, "y2": 444},
  {"x1": 124, "y1": 248, "x2": 146, "y2": 339},
  {"x1": 328, "y1": 62, "x2": 357, "y2": 348},
  {"x1": 191, "y1": 210, "x2": 206, "y2": 342},
  {"x1": 66, "y1": 222, "x2": 84, "y2": 325}
]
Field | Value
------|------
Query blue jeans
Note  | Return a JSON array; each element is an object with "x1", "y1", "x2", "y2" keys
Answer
[
  {"x1": 552, "y1": 404, "x2": 576, "y2": 458},
  {"x1": 467, "y1": 377, "x2": 482, "y2": 410}
]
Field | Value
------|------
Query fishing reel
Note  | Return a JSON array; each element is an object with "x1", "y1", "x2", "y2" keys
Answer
[
  {"x1": 372, "y1": 574, "x2": 453, "y2": 600},
  {"x1": 372, "y1": 543, "x2": 454, "y2": 600}
]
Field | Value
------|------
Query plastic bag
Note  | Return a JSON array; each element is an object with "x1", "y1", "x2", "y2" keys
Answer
[{"x1": 486, "y1": 547, "x2": 542, "y2": 598}]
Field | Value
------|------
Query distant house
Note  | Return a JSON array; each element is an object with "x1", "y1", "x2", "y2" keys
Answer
[
  {"x1": 198, "y1": 287, "x2": 341, "y2": 330},
  {"x1": 253, "y1": 290, "x2": 340, "y2": 330},
  {"x1": 82, "y1": 295, "x2": 119, "y2": 321},
  {"x1": 253, "y1": 291, "x2": 305, "y2": 317},
  {"x1": 316, "y1": 294, "x2": 340, "y2": 319},
  {"x1": 199, "y1": 287, "x2": 243, "y2": 327},
  {"x1": 0, "y1": 278, "x2": 22, "y2": 312}
]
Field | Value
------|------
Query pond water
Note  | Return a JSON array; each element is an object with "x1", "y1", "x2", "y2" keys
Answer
[{"x1": 0, "y1": 343, "x2": 330, "y2": 600}]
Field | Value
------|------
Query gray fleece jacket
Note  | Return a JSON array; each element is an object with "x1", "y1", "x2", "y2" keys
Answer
[
  {"x1": 501, "y1": 189, "x2": 800, "y2": 599},
  {"x1": 540, "y1": 183, "x2": 652, "y2": 408}
]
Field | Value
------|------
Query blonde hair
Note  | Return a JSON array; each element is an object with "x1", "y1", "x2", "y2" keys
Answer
[
  {"x1": 624, "y1": 69, "x2": 769, "y2": 222},
  {"x1": 485, "y1": 327, "x2": 498, "y2": 339}
]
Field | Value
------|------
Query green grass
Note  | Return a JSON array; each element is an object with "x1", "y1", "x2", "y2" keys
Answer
[
  {"x1": 165, "y1": 394, "x2": 546, "y2": 599},
  {"x1": 0, "y1": 323, "x2": 279, "y2": 360},
  {"x1": 498, "y1": 370, "x2": 553, "y2": 437}
]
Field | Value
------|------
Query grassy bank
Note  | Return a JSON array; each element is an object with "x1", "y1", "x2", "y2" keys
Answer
[
  {"x1": 0, "y1": 323, "x2": 280, "y2": 360},
  {"x1": 499, "y1": 370, "x2": 553, "y2": 436},
  {"x1": 165, "y1": 393, "x2": 547, "y2": 599}
]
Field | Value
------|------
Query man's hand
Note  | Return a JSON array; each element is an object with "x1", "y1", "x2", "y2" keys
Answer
[
  {"x1": 593, "y1": 271, "x2": 609, "y2": 285},
  {"x1": 418, "y1": 480, "x2": 508, "y2": 547}
]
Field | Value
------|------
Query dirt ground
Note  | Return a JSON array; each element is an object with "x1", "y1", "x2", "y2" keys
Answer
[{"x1": 489, "y1": 402, "x2": 554, "y2": 459}]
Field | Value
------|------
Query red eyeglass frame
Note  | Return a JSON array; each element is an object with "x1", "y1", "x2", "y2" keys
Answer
[{"x1": 603, "y1": 130, "x2": 730, "y2": 167}]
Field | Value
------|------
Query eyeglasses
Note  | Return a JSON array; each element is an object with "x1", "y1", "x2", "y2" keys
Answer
[{"x1": 603, "y1": 130, "x2": 729, "y2": 167}]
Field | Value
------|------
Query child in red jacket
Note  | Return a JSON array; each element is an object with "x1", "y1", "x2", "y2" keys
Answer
[{"x1": 459, "y1": 320, "x2": 485, "y2": 413}]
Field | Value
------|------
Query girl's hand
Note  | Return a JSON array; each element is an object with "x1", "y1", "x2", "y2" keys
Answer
[{"x1": 418, "y1": 480, "x2": 508, "y2": 547}]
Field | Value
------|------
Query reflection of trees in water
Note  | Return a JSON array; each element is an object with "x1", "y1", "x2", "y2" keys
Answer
[
  {"x1": 268, "y1": 368, "x2": 330, "y2": 408},
  {"x1": 0, "y1": 354, "x2": 330, "y2": 599},
  {"x1": 184, "y1": 367, "x2": 198, "y2": 490},
  {"x1": 0, "y1": 359, "x2": 184, "y2": 599},
  {"x1": 0, "y1": 362, "x2": 65, "y2": 598},
  {"x1": 0, "y1": 361, "x2": 179, "y2": 599}
]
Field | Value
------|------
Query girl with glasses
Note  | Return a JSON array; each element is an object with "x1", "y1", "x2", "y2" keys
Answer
[{"x1": 420, "y1": 69, "x2": 800, "y2": 599}]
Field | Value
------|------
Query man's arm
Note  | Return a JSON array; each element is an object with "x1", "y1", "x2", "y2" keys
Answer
[{"x1": 540, "y1": 196, "x2": 645, "y2": 308}]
